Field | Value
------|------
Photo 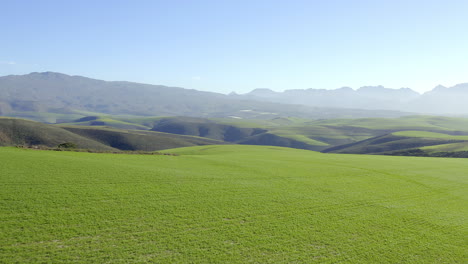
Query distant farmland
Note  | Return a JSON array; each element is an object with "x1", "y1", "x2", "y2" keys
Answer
[{"x1": 1, "y1": 146, "x2": 466, "y2": 263}]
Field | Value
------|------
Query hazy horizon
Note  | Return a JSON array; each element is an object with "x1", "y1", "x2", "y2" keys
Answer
[
  {"x1": 3, "y1": 71, "x2": 464, "y2": 95},
  {"x1": 1, "y1": 0, "x2": 468, "y2": 94}
]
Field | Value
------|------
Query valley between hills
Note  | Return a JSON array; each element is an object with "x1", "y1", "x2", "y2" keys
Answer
[
  {"x1": 2, "y1": 115, "x2": 468, "y2": 158},
  {"x1": 2, "y1": 72, "x2": 468, "y2": 158}
]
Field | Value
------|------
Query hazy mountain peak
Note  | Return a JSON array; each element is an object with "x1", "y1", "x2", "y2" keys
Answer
[
  {"x1": 29, "y1": 71, "x2": 70, "y2": 79},
  {"x1": 425, "y1": 84, "x2": 468, "y2": 95},
  {"x1": 251, "y1": 88, "x2": 275, "y2": 92},
  {"x1": 357, "y1": 85, "x2": 386, "y2": 92},
  {"x1": 451, "y1": 83, "x2": 468, "y2": 90},
  {"x1": 336, "y1": 86, "x2": 353, "y2": 91},
  {"x1": 433, "y1": 84, "x2": 447, "y2": 91},
  {"x1": 356, "y1": 86, "x2": 419, "y2": 95},
  {"x1": 248, "y1": 88, "x2": 277, "y2": 96}
]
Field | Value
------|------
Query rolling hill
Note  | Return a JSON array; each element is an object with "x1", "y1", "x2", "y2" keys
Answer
[
  {"x1": 0, "y1": 118, "x2": 224, "y2": 151},
  {"x1": 4, "y1": 115, "x2": 468, "y2": 156},
  {"x1": 323, "y1": 130, "x2": 468, "y2": 157},
  {"x1": 322, "y1": 134, "x2": 465, "y2": 154},
  {"x1": 129, "y1": 115, "x2": 468, "y2": 154},
  {"x1": 0, "y1": 117, "x2": 116, "y2": 151},
  {"x1": 60, "y1": 125, "x2": 225, "y2": 151},
  {"x1": 150, "y1": 116, "x2": 267, "y2": 141}
]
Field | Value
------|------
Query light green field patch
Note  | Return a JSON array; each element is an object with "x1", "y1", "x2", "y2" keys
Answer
[
  {"x1": 268, "y1": 125, "x2": 371, "y2": 146},
  {"x1": 307, "y1": 115, "x2": 468, "y2": 131},
  {"x1": 276, "y1": 133, "x2": 329, "y2": 146},
  {"x1": 393, "y1": 130, "x2": 468, "y2": 140},
  {"x1": 421, "y1": 142, "x2": 468, "y2": 152},
  {"x1": 269, "y1": 131, "x2": 329, "y2": 146}
]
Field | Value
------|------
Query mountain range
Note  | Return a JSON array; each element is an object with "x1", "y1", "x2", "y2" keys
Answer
[
  {"x1": 232, "y1": 83, "x2": 468, "y2": 114},
  {"x1": 0, "y1": 72, "x2": 408, "y2": 122},
  {"x1": 1, "y1": 72, "x2": 468, "y2": 123}
]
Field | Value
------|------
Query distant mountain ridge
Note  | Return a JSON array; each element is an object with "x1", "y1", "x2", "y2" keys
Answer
[
  {"x1": 0, "y1": 72, "x2": 227, "y2": 116},
  {"x1": 2, "y1": 72, "x2": 468, "y2": 121},
  {"x1": 0, "y1": 72, "x2": 410, "y2": 121},
  {"x1": 234, "y1": 83, "x2": 468, "y2": 114}
]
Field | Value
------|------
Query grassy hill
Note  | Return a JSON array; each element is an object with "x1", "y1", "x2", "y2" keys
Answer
[
  {"x1": 148, "y1": 117, "x2": 328, "y2": 150},
  {"x1": 0, "y1": 145, "x2": 466, "y2": 262},
  {"x1": 421, "y1": 142, "x2": 468, "y2": 152},
  {"x1": 323, "y1": 129, "x2": 468, "y2": 157},
  {"x1": 5, "y1": 115, "x2": 468, "y2": 156},
  {"x1": 393, "y1": 130, "x2": 468, "y2": 140},
  {"x1": 61, "y1": 125, "x2": 225, "y2": 151},
  {"x1": 0, "y1": 117, "x2": 116, "y2": 151},
  {"x1": 267, "y1": 115, "x2": 468, "y2": 147},
  {"x1": 323, "y1": 134, "x2": 464, "y2": 154},
  {"x1": 60, "y1": 116, "x2": 150, "y2": 130},
  {"x1": 132, "y1": 115, "x2": 468, "y2": 153},
  {"x1": 150, "y1": 117, "x2": 267, "y2": 141},
  {"x1": 0, "y1": 118, "x2": 225, "y2": 151}
]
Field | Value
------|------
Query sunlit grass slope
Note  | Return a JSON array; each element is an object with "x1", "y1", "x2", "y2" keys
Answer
[
  {"x1": 421, "y1": 142, "x2": 468, "y2": 152},
  {"x1": 0, "y1": 118, "x2": 224, "y2": 151},
  {"x1": 268, "y1": 116, "x2": 468, "y2": 147},
  {"x1": 393, "y1": 130, "x2": 468, "y2": 140},
  {"x1": 0, "y1": 118, "x2": 116, "y2": 151},
  {"x1": 32, "y1": 114, "x2": 468, "y2": 153},
  {"x1": 1, "y1": 145, "x2": 466, "y2": 263},
  {"x1": 59, "y1": 116, "x2": 150, "y2": 130},
  {"x1": 60, "y1": 125, "x2": 225, "y2": 151},
  {"x1": 307, "y1": 115, "x2": 468, "y2": 131}
]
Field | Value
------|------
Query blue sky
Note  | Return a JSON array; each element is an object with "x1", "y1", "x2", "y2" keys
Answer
[{"x1": 1, "y1": 0, "x2": 467, "y2": 93}]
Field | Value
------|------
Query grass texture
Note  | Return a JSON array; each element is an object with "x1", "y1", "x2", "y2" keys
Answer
[{"x1": 0, "y1": 145, "x2": 466, "y2": 263}]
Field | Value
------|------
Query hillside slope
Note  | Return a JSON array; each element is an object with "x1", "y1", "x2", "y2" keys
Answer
[
  {"x1": 0, "y1": 118, "x2": 224, "y2": 151},
  {"x1": 150, "y1": 117, "x2": 267, "y2": 141},
  {"x1": 323, "y1": 134, "x2": 464, "y2": 154},
  {"x1": 145, "y1": 115, "x2": 468, "y2": 153},
  {"x1": 0, "y1": 118, "x2": 116, "y2": 151},
  {"x1": 4, "y1": 115, "x2": 468, "y2": 156},
  {"x1": 323, "y1": 130, "x2": 468, "y2": 157},
  {"x1": 61, "y1": 126, "x2": 225, "y2": 151}
]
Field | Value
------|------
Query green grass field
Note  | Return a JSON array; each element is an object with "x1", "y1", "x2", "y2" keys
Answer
[{"x1": 1, "y1": 145, "x2": 466, "y2": 263}]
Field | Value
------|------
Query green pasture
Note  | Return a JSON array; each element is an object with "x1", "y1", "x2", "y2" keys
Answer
[
  {"x1": 0, "y1": 145, "x2": 466, "y2": 263},
  {"x1": 307, "y1": 115, "x2": 468, "y2": 131}
]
